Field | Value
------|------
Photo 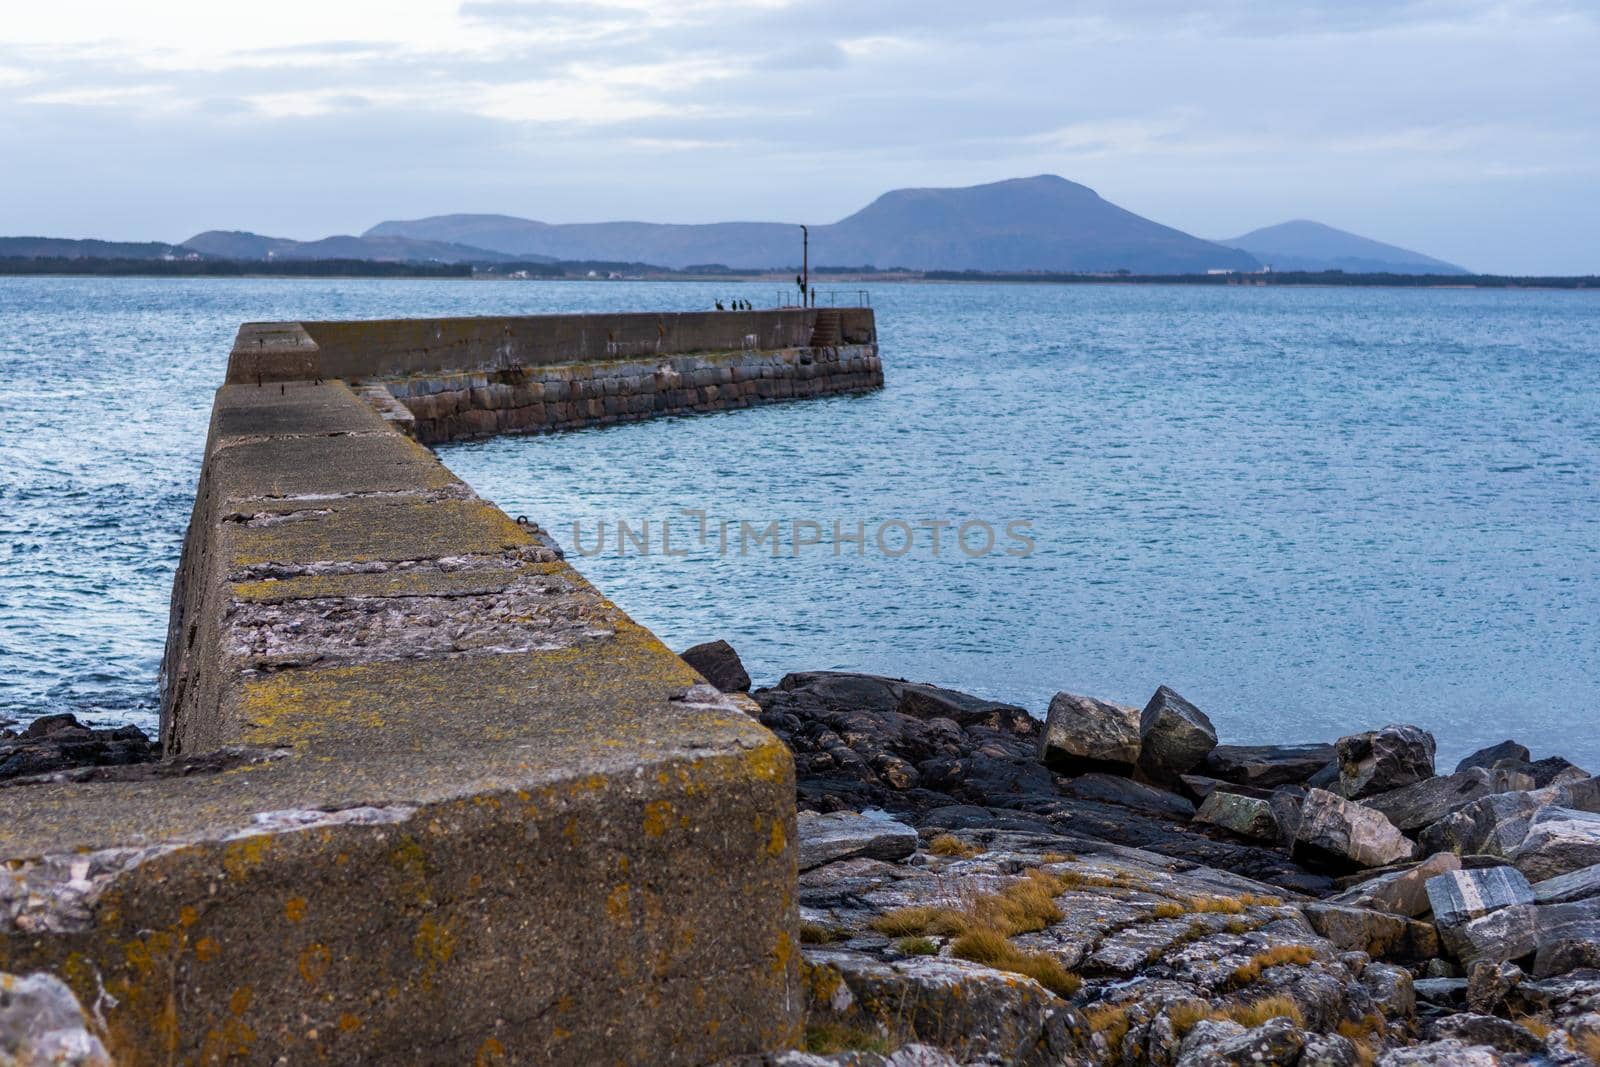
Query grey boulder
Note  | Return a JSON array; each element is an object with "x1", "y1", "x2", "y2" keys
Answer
[
  {"x1": 1532, "y1": 862, "x2": 1600, "y2": 905},
  {"x1": 1376, "y1": 1039, "x2": 1509, "y2": 1066},
  {"x1": 1425, "y1": 866, "x2": 1535, "y2": 928},
  {"x1": 1038, "y1": 692, "x2": 1141, "y2": 775},
  {"x1": 1295, "y1": 787, "x2": 1417, "y2": 869},
  {"x1": 1299, "y1": 1033, "x2": 1362, "y2": 1067},
  {"x1": 1193, "y1": 790, "x2": 1281, "y2": 842},
  {"x1": 1423, "y1": 1012, "x2": 1544, "y2": 1055},
  {"x1": 1532, "y1": 898, "x2": 1600, "y2": 978},
  {"x1": 1331, "y1": 852, "x2": 1461, "y2": 917},
  {"x1": 1362, "y1": 766, "x2": 1534, "y2": 832},
  {"x1": 0, "y1": 971, "x2": 110, "y2": 1067},
  {"x1": 1176, "y1": 1016, "x2": 1305, "y2": 1067},
  {"x1": 1437, "y1": 904, "x2": 1538, "y2": 967},
  {"x1": 796, "y1": 809, "x2": 918, "y2": 871},
  {"x1": 1136, "y1": 686, "x2": 1217, "y2": 783},
  {"x1": 1336, "y1": 723, "x2": 1436, "y2": 799},
  {"x1": 1417, "y1": 777, "x2": 1600, "y2": 858},
  {"x1": 1509, "y1": 806, "x2": 1600, "y2": 881},
  {"x1": 1301, "y1": 901, "x2": 1439, "y2": 960}
]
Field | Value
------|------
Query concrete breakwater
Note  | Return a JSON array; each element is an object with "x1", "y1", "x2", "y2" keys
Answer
[
  {"x1": 0, "y1": 309, "x2": 880, "y2": 1064},
  {"x1": 228, "y1": 307, "x2": 881, "y2": 444}
]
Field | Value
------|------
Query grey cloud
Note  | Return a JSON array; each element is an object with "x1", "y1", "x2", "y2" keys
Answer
[{"x1": 0, "y1": 0, "x2": 1595, "y2": 272}]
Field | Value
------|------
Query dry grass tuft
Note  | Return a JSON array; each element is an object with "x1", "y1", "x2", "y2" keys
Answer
[
  {"x1": 1038, "y1": 851, "x2": 1075, "y2": 864},
  {"x1": 1335, "y1": 1015, "x2": 1385, "y2": 1067},
  {"x1": 969, "y1": 869, "x2": 1065, "y2": 935},
  {"x1": 870, "y1": 864, "x2": 1093, "y2": 997},
  {"x1": 927, "y1": 834, "x2": 984, "y2": 859},
  {"x1": 950, "y1": 929, "x2": 1081, "y2": 997},
  {"x1": 869, "y1": 905, "x2": 966, "y2": 938},
  {"x1": 1187, "y1": 895, "x2": 1244, "y2": 914},
  {"x1": 896, "y1": 936, "x2": 938, "y2": 956},
  {"x1": 1054, "y1": 868, "x2": 1115, "y2": 890},
  {"x1": 1577, "y1": 1031, "x2": 1600, "y2": 1065},
  {"x1": 1152, "y1": 902, "x2": 1186, "y2": 919},
  {"x1": 1229, "y1": 944, "x2": 1318, "y2": 987},
  {"x1": 1335, "y1": 1018, "x2": 1384, "y2": 1067},
  {"x1": 1165, "y1": 1000, "x2": 1216, "y2": 1035},
  {"x1": 1184, "y1": 892, "x2": 1283, "y2": 915},
  {"x1": 1083, "y1": 1003, "x2": 1132, "y2": 1050},
  {"x1": 1223, "y1": 994, "x2": 1306, "y2": 1029},
  {"x1": 799, "y1": 921, "x2": 841, "y2": 945}
]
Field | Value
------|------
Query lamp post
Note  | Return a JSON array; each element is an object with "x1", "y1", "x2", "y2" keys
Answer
[{"x1": 800, "y1": 224, "x2": 809, "y2": 307}]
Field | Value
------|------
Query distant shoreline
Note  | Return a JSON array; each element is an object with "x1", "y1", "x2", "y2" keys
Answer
[{"x1": 1, "y1": 256, "x2": 1594, "y2": 290}]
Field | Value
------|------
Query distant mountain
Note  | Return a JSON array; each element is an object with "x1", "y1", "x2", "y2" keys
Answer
[
  {"x1": 0, "y1": 237, "x2": 188, "y2": 260},
  {"x1": 1219, "y1": 220, "x2": 1467, "y2": 275},
  {"x1": 367, "y1": 175, "x2": 1261, "y2": 274},
  {"x1": 181, "y1": 230, "x2": 545, "y2": 264}
]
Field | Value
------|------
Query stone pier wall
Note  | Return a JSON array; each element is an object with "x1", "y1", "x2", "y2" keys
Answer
[
  {"x1": 385, "y1": 344, "x2": 880, "y2": 443},
  {"x1": 225, "y1": 307, "x2": 881, "y2": 445},
  {"x1": 0, "y1": 308, "x2": 878, "y2": 1064}
]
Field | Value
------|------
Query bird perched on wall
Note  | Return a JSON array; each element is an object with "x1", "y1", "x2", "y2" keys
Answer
[{"x1": 715, "y1": 300, "x2": 725, "y2": 310}]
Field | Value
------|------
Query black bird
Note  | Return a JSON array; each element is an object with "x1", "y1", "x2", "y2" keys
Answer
[{"x1": 715, "y1": 300, "x2": 725, "y2": 310}]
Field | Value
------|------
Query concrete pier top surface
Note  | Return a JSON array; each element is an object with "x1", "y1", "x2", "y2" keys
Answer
[
  {"x1": 227, "y1": 306, "x2": 877, "y2": 382},
  {"x1": 0, "y1": 308, "x2": 886, "y2": 1063}
]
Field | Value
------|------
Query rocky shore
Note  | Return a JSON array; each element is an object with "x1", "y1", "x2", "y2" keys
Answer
[
  {"x1": 8, "y1": 649, "x2": 1600, "y2": 1066},
  {"x1": 680, "y1": 643, "x2": 1600, "y2": 1067}
]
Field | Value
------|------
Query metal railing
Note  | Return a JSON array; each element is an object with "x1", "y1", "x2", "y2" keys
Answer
[{"x1": 772, "y1": 289, "x2": 872, "y2": 309}]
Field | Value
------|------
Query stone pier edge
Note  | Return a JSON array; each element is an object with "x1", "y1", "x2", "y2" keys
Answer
[{"x1": 0, "y1": 308, "x2": 881, "y2": 1064}]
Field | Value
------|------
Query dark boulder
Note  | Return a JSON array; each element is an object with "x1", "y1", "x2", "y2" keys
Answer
[
  {"x1": 1060, "y1": 772, "x2": 1194, "y2": 818},
  {"x1": 1423, "y1": 1013, "x2": 1545, "y2": 1055},
  {"x1": 0, "y1": 714, "x2": 155, "y2": 783},
  {"x1": 1523, "y1": 756, "x2": 1592, "y2": 788},
  {"x1": 1465, "y1": 960, "x2": 1523, "y2": 1014},
  {"x1": 1418, "y1": 790, "x2": 1546, "y2": 859},
  {"x1": 1268, "y1": 788, "x2": 1307, "y2": 846},
  {"x1": 678, "y1": 639, "x2": 752, "y2": 693},
  {"x1": 1201, "y1": 743, "x2": 1335, "y2": 789},
  {"x1": 757, "y1": 670, "x2": 1331, "y2": 894},
  {"x1": 1037, "y1": 692, "x2": 1140, "y2": 775},
  {"x1": 1135, "y1": 686, "x2": 1217, "y2": 783},
  {"x1": 1456, "y1": 740, "x2": 1531, "y2": 773},
  {"x1": 1532, "y1": 899, "x2": 1600, "y2": 977},
  {"x1": 1335, "y1": 724, "x2": 1435, "y2": 799},
  {"x1": 1361, "y1": 766, "x2": 1535, "y2": 832}
]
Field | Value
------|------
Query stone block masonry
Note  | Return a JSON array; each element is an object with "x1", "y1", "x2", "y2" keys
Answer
[
  {"x1": 0, "y1": 306, "x2": 881, "y2": 1063},
  {"x1": 227, "y1": 307, "x2": 882, "y2": 444}
]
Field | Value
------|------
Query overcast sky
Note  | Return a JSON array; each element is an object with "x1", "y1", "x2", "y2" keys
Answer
[{"x1": 3, "y1": 0, "x2": 1597, "y2": 273}]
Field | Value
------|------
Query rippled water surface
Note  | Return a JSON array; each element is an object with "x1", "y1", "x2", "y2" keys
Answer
[{"x1": 3, "y1": 277, "x2": 1597, "y2": 768}]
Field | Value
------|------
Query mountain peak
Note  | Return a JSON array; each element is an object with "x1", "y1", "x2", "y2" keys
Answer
[
  {"x1": 362, "y1": 175, "x2": 1259, "y2": 273},
  {"x1": 1221, "y1": 219, "x2": 1466, "y2": 274}
]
